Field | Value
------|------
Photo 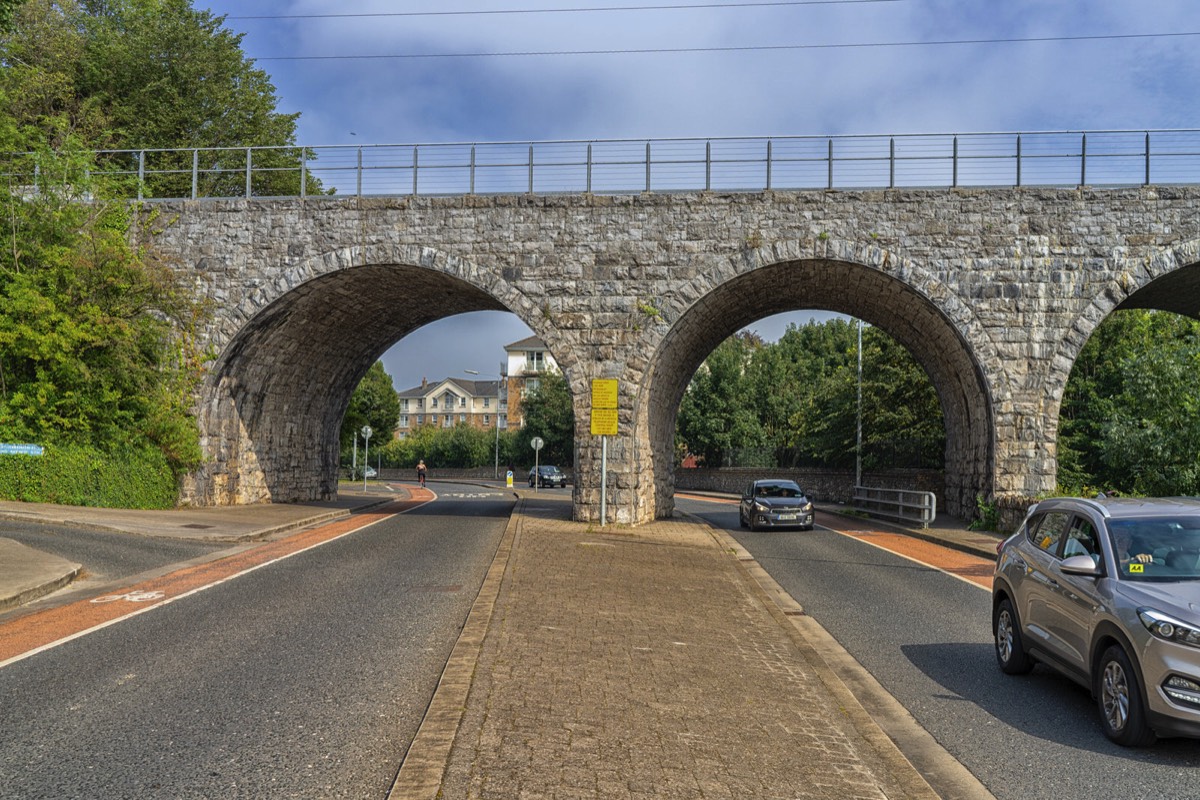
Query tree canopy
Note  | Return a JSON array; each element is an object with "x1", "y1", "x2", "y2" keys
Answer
[
  {"x1": 1058, "y1": 309, "x2": 1200, "y2": 496},
  {"x1": 0, "y1": 0, "x2": 306, "y2": 499},
  {"x1": 518, "y1": 370, "x2": 575, "y2": 467},
  {"x1": 340, "y1": 362, "x2": 401, "y2": 460},
  {"x1": 676, "y1": 321, "x2": 944, "y2": 470},
  {"x1": 1, "y1": 0, "x2": 308, "y2": 196}
]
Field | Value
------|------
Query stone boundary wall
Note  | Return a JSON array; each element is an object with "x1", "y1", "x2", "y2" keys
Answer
[
  {"x1": 674, "y1": 467, "x2": 945, "y2": 506},
  {"x1": 995, "y1": 495, "x2": 1039, "y2": 534},
  {"x1": 362, "y1": 467, "x2": 576, "y2": 483}
]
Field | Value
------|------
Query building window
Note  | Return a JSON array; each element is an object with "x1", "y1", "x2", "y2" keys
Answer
[
  {"x1": 400, "y1": 415, "x2": 409, "y2": 428},
  {"x1": 417, "y1": 414, "x2": 424, "y2": 425},
  {"x1": 459, "y1": 397, "x2": 466, "y2": 407},
  {"x1": 526, "y1": 351, "x2": 545, "y2": 372},
  {"x1": 483, "y1": 414, "x2": 490, "y2": 426},
  {"x1": 444, "y1": 416, "x2": 452, "y2": 428},
  {"x1": 401, "y1": 399, "x2": 409, "y2": 411},
  {"x1": 431, "y1": 398, "x2": 438, "y2": 408},
  {"x1": 431, "y1": 414, "x2": 437, "y2": 425},
  {"x1": 459, "y1": 414, "x2": 466, "y2": 423},
  {"x1": 483, "y1": 397, "x2": 490, "y2": 408}
]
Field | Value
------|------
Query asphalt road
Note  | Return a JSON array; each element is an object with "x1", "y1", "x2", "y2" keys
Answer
[
  {"x1": 676, "y1": 497, "x2": 1200, "y2": 800},
  {"x1": 0, "y1": 484, "x2": 513, "y2": 799},
  {"x1": 0, "y1": 519, "x2": 230, "y2": 599}
]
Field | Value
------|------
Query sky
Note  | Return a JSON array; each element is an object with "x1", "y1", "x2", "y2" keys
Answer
[{"x1": 195, "y1": 0, "x2": 1200, "y2": 392}]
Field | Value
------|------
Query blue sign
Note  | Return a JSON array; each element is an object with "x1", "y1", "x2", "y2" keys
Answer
[{"x1": 0, "y1": 444, "x2": 44, "y2": 456}]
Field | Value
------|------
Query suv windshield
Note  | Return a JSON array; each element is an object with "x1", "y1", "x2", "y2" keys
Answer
[{"x1": 1107, "y1": 516, "x2": 1200, "y2": 582}]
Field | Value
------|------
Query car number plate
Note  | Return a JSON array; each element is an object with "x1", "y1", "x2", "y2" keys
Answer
[{"x1": 777, "y1": 513, "x2": 798, "y2": 520}]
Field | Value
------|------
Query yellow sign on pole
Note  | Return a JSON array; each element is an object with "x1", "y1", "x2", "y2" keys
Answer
[{"x1": 591, "y1": 379, "x2": 619, "y2": 436}]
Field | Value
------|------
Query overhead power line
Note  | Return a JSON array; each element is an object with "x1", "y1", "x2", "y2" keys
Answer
[
  {"x1": 253, "y1": 30, "x2": 1200, "y2": 61},
  {"x1": 229, "y1": 0, "x2": 902, "y2": 21}
]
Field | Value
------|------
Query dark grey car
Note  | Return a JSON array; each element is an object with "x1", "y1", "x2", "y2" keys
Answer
[
  {"x1": 993, "y1": 496, "x2": 1200, "y2": 746},
  {"x1": 738, "y1": 479, "x2": 814, "y2": 531},
  {"x1": 528, "y1": 465, "x2": 567, "y2": 488}
]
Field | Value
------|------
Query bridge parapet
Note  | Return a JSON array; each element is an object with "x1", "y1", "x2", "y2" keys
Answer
[{"x1": 8, "y1": 129, "x2": 1200, "y2": 202}]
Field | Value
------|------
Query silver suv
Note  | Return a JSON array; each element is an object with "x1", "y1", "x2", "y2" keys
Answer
[{"x1": 992, "y1": 496, "x2": 1200, "y2": 746}]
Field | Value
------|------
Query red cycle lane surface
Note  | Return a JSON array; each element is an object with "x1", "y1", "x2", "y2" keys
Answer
[{"x1": 0, "y1": 492, "x2": 434, "y2": 668}]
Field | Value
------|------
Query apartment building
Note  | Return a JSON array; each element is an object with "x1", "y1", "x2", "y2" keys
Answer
[
  {"x1": 503, "y1": 336, "x2": 559, "y2": 428},
  {"x1": 394, "y1": 336, "x2": 559, "y2": 437},
  {"x1": 395, "y1": 377, "x2": 504, "y2": 438}
]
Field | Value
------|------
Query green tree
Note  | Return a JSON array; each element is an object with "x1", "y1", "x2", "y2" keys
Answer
[
  {"x1": 2, "y1": 0, "x2": 314, "y2": 196},
  {"x1": 519, "y1": 370, "x2": 574, "y2": 467},
  {"x1": 340, "y1": 362, "x2": 400, "y2": 460},
  {"x1": 858, "y1": 328, "x2": 944, "y2": 469},
  {"x1": 0, "y1": 153, "x2": 211, "y2": 474},
  {"x1": 679, "y1": 320, "x2": 943, "y2": 471},
  {"x1": 676, "y1": 333, "x2": 765, "y2": 466},
  {"x1": 1101, "y1": 337, "x2": 1200, "y2": 495},
  {"x1": 1060, "y1": 309, "x2": 1200, "y2": 495},
  {"x1": 0, "y1": 0, "x2": 22, "y2": 33}
]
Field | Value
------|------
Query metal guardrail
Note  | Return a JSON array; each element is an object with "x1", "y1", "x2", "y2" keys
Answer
[
  {"x1": 6, "y1": 129, "x2": 1200, "y2": 201},
  {"x1": 852, "y1": 485, "x2": 937, "y2": 528}
]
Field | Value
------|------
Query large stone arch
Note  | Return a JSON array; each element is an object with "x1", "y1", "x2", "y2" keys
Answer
[
  {"x1": 182, "y1": 244, "x2": 552, "y2": 506},
  {"x1": 633, "y1": 240, "x2": 1005, "y2": 521}
]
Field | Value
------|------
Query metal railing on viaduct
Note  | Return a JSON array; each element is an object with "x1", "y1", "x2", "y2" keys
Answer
[{"x1": 10, "y1": 129, "x2": 1200, "y2": 201}]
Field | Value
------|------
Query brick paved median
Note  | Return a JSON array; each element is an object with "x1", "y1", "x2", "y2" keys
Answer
[{"x1": 435, "y1": 495, "x2": 939, "y2": 799}]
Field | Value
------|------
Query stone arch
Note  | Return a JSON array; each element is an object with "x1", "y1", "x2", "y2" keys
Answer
[
  {"x1": 1041, "y1": 237, "x2": 1200, "y2": 480},
  {"x1": 634, "y1": 240, "x2": 1005, "y2": 521},
  {"x1": 1051, "y1": 238, "x2": 1200, "y2": 397},
  {"x1": 183, "y1": 244, "x2": 555, "y2": 505}
]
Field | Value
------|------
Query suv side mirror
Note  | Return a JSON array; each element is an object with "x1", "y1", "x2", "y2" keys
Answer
[{"x1": 1060, "y1": 554, "x2": 1101, "y2": 577}]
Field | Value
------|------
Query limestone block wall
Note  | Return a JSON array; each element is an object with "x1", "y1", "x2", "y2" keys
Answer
[{"x1": 147, "y1": 187, "x2": 1200, "y2": 522}]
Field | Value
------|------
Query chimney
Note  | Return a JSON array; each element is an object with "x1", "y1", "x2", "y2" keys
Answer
[{"x1": 421, "y1": 377, "x2": 427, "y2": 390}]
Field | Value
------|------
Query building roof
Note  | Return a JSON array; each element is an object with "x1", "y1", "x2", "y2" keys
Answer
[
  {"x1": 397, "y1": 377, "x2": 501, "y2": 398},
  {"x1": 504, "y1": 335, "x2": 546, "y2": 351}
]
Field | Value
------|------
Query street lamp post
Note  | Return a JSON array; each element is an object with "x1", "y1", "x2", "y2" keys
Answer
[
  {"x1": 465, "y1": 365, "x2": 506, "y2": 480},
  {"x1": 856, "y1": 319, "x2": 863, "y2": 490},
  {"x1": 361, "y1": 424, "x2": 372, "y2": 491}
]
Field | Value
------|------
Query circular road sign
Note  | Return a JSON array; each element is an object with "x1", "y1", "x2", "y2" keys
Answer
[{"x1": 531, "y1": 436, "x2": 544, "y2": 451}]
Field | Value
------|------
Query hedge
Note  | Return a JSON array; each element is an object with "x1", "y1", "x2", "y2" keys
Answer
[{"x1": 0, "y1": 443, "x2": 178, "y2": 509}]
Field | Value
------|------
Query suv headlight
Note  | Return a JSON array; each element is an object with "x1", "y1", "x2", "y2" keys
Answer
[
  {"x1": 1138, "y1": 608, "x2": 1200, "y2": 648},
  {"x1": 801, "y1": 502, "x2": 813, "y2": 513},
  {"x1": 753, "y1": 501, "x2": 769, "y2": 512}
]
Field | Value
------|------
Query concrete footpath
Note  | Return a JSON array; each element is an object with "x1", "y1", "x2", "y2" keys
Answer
[{"x1": 0, "y1": 487, "x2": 1003, "y2": 799}]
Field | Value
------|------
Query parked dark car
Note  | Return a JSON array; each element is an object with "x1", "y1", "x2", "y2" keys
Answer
[
  {"x1": 993, "y1": 496, "x2": 1200, "y2": 746},
  {"x1": 739, "y1": 479, "x2": 814, "y2": 531},
  {"x1": 529, "y1": 465, "x2": 567, "y2": 488}
]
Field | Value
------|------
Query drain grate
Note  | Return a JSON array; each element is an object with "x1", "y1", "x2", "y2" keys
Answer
[{"x1": 180, "y1": 523, "x2": 215, "y2": 530}]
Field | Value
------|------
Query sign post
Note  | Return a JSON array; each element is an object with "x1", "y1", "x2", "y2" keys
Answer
[
  {"x1": 590, "y1": 379, "x2": 619, "y2": 526},
  {"x1": 530, "y1": 436, "x2": 544, "y2": 492}
]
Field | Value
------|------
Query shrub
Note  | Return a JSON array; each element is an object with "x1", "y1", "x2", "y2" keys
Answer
[{"x1": 0, "y1": 443, "x2": 177, "y2": 508}]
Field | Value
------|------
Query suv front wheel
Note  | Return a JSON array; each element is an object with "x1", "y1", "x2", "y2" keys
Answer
[{"x1": 1097, "y1": 644, "x2": 1156, "y2": 747}]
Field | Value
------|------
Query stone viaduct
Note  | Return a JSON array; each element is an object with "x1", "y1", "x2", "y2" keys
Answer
[{"x1": 147, "y1": 186, "x2": 1200, "y2": 524}]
